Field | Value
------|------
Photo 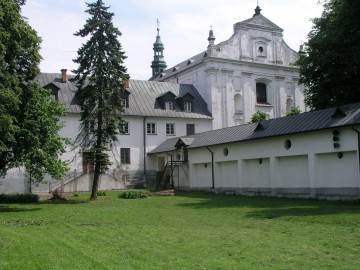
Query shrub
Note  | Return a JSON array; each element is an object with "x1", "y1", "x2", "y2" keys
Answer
[
  {"x1": 118, "y1": 190, "x2": 151, "y2": 199},
  {"x1": 286, "y1": 106, "x2": 302, "y2": 116},
  {"x1": 0, "y1": 193, "x2": 39, "y2": 203},
  {"x1": 97, "y1": 191, "x2": 107, "y2": 196},
  {"x1": 251, "y1": 111, "x2": 267, "y2": 123},
  {"x1": 72, "y1": 192, "x2": 80, "y2": 197}
]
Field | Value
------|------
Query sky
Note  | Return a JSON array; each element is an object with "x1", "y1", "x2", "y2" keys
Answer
[{"x1": 21, "y1": 0, "x2": 324, "y2": 80}]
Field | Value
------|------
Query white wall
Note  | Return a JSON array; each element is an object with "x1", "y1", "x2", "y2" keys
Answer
[
  {"x1": 184, "y1": 126, "x2": 360, "y2": 199},
  {"x1": 0, "y1": 111, "x2": 212, "y2": 194}
]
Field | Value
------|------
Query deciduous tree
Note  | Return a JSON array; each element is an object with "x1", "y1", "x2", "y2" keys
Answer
[
  {"x1": 297, "y1": 0, "x2": 360, "y2": 109},
  {"x1": 72, "y1": 0, "x2": 128, "y2": 200},
  {"x1": 0, "y1": 0, "x2": 69, "y2": 183}
]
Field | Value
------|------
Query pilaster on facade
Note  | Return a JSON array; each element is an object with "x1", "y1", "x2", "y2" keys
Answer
[
  {"x1": 274, "y1": 75, "x2": 286, "y2": 81},
  {"x1": 292, "y1": 77, "x2": 300, "y2": 83},
  {"x1": 241, "y1": 71, "x2": 253, "y2": 78},
  {"x1": 204, "y1": 67, "x2": 220, "y2": 74},
  {"x1": 220, "y1": 68, "x2": 235, "y2": 75}
]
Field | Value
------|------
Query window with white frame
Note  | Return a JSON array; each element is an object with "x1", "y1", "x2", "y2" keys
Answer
[
  {"x1": 166, "y1": 123, "x2": 175, "y2": 136},
  {"x1": 120, "y1": 122, "x2": 129, "y2": 135},
  {"x1": 165, "y1": 101, "x2": 174, "y2": 110},
  {"x1": 120, "y1": 148, "x2": 130, "y2": 164},
  {"x1": 184, "y1": 102, "x2": 192, "y2": 112},
  {"x1": 147, "y1": 122, "x2": 156, "y2": 134}
]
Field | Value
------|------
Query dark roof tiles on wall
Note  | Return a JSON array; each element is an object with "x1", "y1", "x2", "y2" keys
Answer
[{"x1": 149, "y1": 102, "x2": 360, "y2": 154}]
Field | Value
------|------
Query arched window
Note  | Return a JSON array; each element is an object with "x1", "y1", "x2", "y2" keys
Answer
[{"x1": 256, "y1": 83, "x2": 267, "y2": 104}]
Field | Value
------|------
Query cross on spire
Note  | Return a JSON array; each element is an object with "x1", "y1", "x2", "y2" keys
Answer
[
  {"x1": 209, "y1": 24, "x2": 213, "y2": 30},
  {"x1": 156, "y1": 18, "x2": 160, "y2": 33}
]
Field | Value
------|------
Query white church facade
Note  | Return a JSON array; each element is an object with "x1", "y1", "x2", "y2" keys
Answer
[{"x1": 151, "y1": 6, "x2": 306, "y2": 129}]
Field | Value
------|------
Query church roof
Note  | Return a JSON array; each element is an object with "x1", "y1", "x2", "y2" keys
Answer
[
  {"x1": 234, "y1": 13, "x2": 283, "y2": 33},
  {"x1": 36, "y1": 73, "x2": 212, "y2": 119},
  {"x1": 149, "y1": 102, "x2": 360, "y2": 154},
  {"x1": 233, "y1": 6, "x2": 283, "y2": 34},
  {"x1": 150, "y1": 50, "x2": 207, "y2": 81}
]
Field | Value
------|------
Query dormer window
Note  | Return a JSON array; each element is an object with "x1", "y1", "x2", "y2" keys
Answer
[
  {"x1": 44, "y1": 83, "x2": 59, "y2": 101},
  {"x1": 121, "y1": 89, "x2": 130, "y2": 108},
  {"x1": 121, "y1": 98, "x2": 127, "y2": 108},
  {"x1": 165, "y1": 101, "x2": 174, "y2": 110},
  {"x1": 184, "y1": 102, "x2": 192, "y2": 112}
]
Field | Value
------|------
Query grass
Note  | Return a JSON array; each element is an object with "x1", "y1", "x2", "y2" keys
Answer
[{"x1": 0, "y1": 191, "x2": 360, "y2": 269}]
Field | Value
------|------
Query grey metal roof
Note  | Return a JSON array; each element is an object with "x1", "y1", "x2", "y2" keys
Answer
[
  {"x1": 151, "y1": 51, "x2": 206, "y2": 81},
  {"x1": 36, "y1": 73, "x2": 212, "y2": 119},
  {"x1": 125, "y1": 80, "x2": 211, "y2": 119},
  {"x1": 36, "y1": 73, "x2": 80, "y2": 113},
  {"x1": 149, "y1": 102, "x2": 360, "y2": 154}
]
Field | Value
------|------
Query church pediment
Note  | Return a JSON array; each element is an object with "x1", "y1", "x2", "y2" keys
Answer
[{"x1": 234, "y1": 14, "x2": 283, "y2": 34}]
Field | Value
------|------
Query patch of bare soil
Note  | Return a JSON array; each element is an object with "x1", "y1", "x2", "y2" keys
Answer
[{"x1": 152, "y1": 189, "x2": 175, "y2": 196}]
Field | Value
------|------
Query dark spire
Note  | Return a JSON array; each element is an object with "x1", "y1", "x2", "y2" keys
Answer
[
  {"x1": 151, "y1": 19, "x2": 167, "y2": 79},
  {"x1": 253, "y1": 5, "x2": 262, "y2": 17},
  {"x1": 207, "y1": 25, "x2": 216, "y2": 47}
]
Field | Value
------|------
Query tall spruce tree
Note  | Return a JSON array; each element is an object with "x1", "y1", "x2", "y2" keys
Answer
[
  {"x1": 0, "y1": 0, "x2": 69, "y2": 184},
  {"x1": 73, "y1": 0, "x2": 128, "y2": 200},
  {"x1": 297, "y1": 0, "x2": 360, "y2": 110}
]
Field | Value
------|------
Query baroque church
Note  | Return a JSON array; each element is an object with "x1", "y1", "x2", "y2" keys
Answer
[{"x1": 150, "y1": 5, "x2": 306, "y2": 130}]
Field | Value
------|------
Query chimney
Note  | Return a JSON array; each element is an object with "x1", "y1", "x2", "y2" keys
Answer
[
  {"x1": 122, "y1": 74, "x2": 130, "y2": 88},
  {"x1": 61, "y1": 69, "x2": 67, "y2": 83}
]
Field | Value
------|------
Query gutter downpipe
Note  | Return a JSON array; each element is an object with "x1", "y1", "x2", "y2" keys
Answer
[
  {"x1": 351, "y1": 126, "x2": 360, "y2": 197},
  {"x1": 206, "y1": 147, "x2": 215, "y2": 189},
  {"x1": 143, "y1": 117, "x2": 147, "y2": 184}
]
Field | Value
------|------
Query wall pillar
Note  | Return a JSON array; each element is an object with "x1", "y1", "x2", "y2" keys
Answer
[
  {"x1": 270, "y1": 156, "x2": 279, "y2": 195},
  {"x1": 308, "y1": 153, "x2": 317, "y2": 198}
]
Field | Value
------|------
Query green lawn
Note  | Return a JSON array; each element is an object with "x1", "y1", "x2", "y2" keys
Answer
[{"x1": 0, "y1": 191, "x2": 359, "y2": 270}]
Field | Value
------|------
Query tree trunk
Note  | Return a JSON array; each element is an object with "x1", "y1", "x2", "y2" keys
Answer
[
  {"x1": 90, "y1": 110, "x2": 103, "y2": 200},
  {"x1": 90, "y1": 153, "x2": 100, "y2": 200}
]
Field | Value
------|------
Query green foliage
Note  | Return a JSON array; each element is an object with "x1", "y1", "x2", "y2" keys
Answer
[
  {"x1": 250, "y1": 111, "x2": 267, "y2": 123},
  {"x1": 72, "y1": 192, "x2": 80, "y2": 197},
  {"x1": 286, "y1": 106, "x2": 302, "y2": 116},
  {"x1": 118, "y1": 190, "x2": 151, "y2": 199},
  {"x1": 96, "y1": 190, "x2": 106, "y2": 196},
  {"x1": 0, "y1": 193, "x2": 38, "y2": 203},
  {"x1": 73, "y1": 0, "x2": 128, "y2": 200},
  {"x1": 297, "y1": 0, "x2": 360, "y2": 109},
  {"x1": 0, "y1": 0, "x2": 69, "y2": 182}
]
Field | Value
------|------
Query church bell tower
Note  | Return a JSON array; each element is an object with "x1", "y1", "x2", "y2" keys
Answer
[{"x1": 150, "y1": 19, "x2": 167, "y2": 79}]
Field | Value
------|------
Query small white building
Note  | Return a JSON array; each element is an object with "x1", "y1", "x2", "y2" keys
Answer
[
  {"x1": 151, "y1": 5, "x2": 306, "y2": 129},
  {"x1": 149, "y1": 103, "x2": 360, "y2": 200},
  {"x1": 0, "y1": 71, "x2": 213, "y2": 193}
]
